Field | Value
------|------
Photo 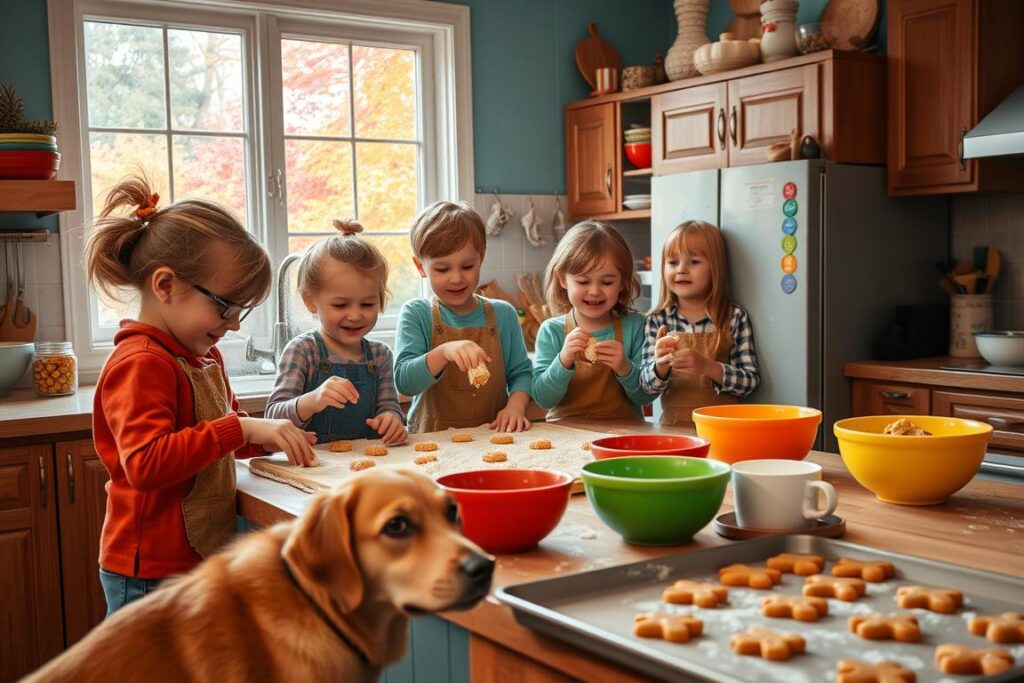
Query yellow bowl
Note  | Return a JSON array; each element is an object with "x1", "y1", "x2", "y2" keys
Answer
[
  {"x1": 692, "y1": 404, "x2": 822, "y2": 464},
  {"x1": 833, "y1": 415, "x2": 992, "y2": 506}
]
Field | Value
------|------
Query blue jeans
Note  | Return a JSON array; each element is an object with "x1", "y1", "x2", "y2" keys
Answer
[{"x1": 99, "y1": 567, "x2": 163, "y2": 617}]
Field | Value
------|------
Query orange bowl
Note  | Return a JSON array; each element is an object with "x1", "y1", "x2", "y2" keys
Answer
[{"x1": 691, "y1": 404, "x2": 822, "y2": 463}]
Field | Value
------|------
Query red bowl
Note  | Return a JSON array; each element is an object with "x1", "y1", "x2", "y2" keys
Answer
[
  {"x1": 590, "y1": 434, "x2": 710, "y2": 460},
  {"x1": 436, "y1": 469, "x2": 574, "y2": 554},
  {"x1": 0, "y1": 150, "x2": 60, "y2": 179},
  {"x1": 624, "y1": 142, "x2": 652, "y2": 169}
]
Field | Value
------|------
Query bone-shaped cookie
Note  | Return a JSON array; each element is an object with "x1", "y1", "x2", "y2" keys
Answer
[
  {"x1": 633, "y1": 612, "x2": 703, "y2": 643},
  {"x1": 802, "y1": 574, "x2": 867, "y2": 601},
  {"x1": 832, "y1": 557, "x2": 895, "y2": 582},
  {"x1": 662, "y1": 580, "x2": 728, "y2": 608},
  {"x1": 969, "y1": 613, "x2": 1024, "y2": 644},
  {"x1": 761, "y1": 594, "x2": 829, "y2": 622},
  {"x1": 730, "y1": 627, "x2": 805, "y2": 661},
  {"x1": 934, "y1": 643, "x2": 1014, "y2": 675},
  {"x1": 765, "y1": 553, "x2": 825, "y2": 576},
  {"x1": 836, "y1": 659, "x2": 916, "y2": 683},
  {"x1": 848, "y1": 613, "x2": 921, "y2": 642},
  {"x1": 896, "y1": 585, "x2": 962, "y2": 614},
  {"x1": 718, "y1": 563, "x2": 782, "y2": 589}
]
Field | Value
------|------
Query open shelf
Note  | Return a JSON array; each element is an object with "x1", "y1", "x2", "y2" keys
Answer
[
  {"x1": 623, "y1": 167, "x2": 653, "y2": 177},
  {"x1": 568, "y1": 208, "x2": 650, "y2": 222},
  {"x1": 0, "y1": 180, "x2": 76, "y2": 216}
]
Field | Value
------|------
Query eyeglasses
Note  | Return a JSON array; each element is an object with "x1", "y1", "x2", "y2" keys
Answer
[{"x1": 192, "y1": 283, "x2": 256, "y2": 322}]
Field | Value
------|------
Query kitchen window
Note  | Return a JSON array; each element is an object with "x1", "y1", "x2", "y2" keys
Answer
[{"x1": 48, "y1": 0, "x2": 473, "y2": 380}]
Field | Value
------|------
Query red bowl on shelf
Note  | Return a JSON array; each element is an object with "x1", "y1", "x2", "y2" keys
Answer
[
  {"x1": 0, "y1": 150, "x2": 60, "y2": 179},
  {"x1": 624, "y1": 142, "x2": 652, "y2": 169},
  {"x1": 590, "y1": 434, "x2": 710, "y2": 460},
  {"x1": 436, "y1": 469, "x2": 574, "y2": 554}
]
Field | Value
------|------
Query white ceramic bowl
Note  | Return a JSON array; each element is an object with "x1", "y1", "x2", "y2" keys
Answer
[
  {"x1": 973, "y1": 331, "x2": 1024, "y2": 366},
  {"x1": 0, "y1": 342, "x2": 33, "y2": 396},
  {"x1": 623, "y1": 198, "x2": 652, "y2": 210}
]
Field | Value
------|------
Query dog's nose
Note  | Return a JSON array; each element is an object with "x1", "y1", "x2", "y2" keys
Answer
[{"x1": 460, "y1": 553, "x2": 495, "y2": 583}]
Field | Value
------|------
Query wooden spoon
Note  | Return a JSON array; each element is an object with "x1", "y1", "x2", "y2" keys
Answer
[{"x1": 985, "y1": 248, "x2": 1001, "y2": 293}]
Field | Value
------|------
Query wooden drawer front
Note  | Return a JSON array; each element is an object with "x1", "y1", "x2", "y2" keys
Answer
[
  {"x1": 0, "y1": 461, "x2": 31, "y2": 511},
  {"x1": 652, "y1": 83, "x2": 728, "y2": 175},
  {"x1": 933, "y1": 391, "x2": 1024, "y2": 453},
  {"x1": 727, "y1": 65, "x2": 820, "y2": 167},
  {"x1": 853, "y1": 381, "x2": 930, "y2": 416}
]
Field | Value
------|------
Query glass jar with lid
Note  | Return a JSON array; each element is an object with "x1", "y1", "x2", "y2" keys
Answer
[{"x1": 32, "y1": 341, "x2": 78, "y2": 397}]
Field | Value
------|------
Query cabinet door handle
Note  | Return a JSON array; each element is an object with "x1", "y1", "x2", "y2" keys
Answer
[
  {"x1": 39, "y1": 455, "x2": 47, "y2": 508},
  {"x1": 716, "y1": 107, "x2": 726, "y2": 150},
  {"x1": 987, "y1": 416, "x2": 1024, "y2": 430},
  {"x1": 880, "y1": 391, "x2": 911, "y2": 400},
  {"x1": 958, "y1": 127, "x2": 966, "y2": 171},
  {"x1": 729, "y1": 106, "x2": 738, "y2": 146},
  {"x1": 605, "y1": 164, "x2": 613, "y2": 196},
  {"x1": 66, "y1": 453, "x2": 75, "y2": 503}
]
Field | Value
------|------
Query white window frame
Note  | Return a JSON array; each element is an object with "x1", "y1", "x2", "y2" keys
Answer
[{"x1": 48, "y1": 0, "x2": 473, "y2": 381}]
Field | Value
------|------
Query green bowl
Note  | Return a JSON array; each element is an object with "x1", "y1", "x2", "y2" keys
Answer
[{"x1": 581, "y1": 456, "x2": 731, "y2": 546}]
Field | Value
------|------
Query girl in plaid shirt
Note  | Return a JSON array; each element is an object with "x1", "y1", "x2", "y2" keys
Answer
[
  {"x1": 641, "y1": 220, "x2": 760, "y2": 426},
  {"x1": 266, "y1": 219, "x2": 406, "y2": 445}
]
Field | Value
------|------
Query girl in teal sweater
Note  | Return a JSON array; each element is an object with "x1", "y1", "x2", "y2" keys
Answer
[{"x1": 531, "y1": 221, "x2": 651, "y2": 421}]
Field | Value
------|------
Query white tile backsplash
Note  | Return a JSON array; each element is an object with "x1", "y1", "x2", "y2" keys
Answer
[{"x1": 0, "y1": 233, "x2": 66, "y2": 340}]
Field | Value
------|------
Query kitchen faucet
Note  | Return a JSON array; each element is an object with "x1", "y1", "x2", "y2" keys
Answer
[{"x1": 246, "y1": 252, "x2": 303, "y2": 368}]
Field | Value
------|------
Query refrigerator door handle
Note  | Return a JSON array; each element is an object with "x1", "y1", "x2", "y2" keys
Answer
[{"x1": 717, "y1": 108, "x2": 726, "y2": 150}]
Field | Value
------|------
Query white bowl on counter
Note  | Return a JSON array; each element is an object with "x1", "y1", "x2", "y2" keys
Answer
[
  {"x1": 0, "y1": 342, "x2": 33, "y2": 396},
  {"x1": 973, "y1": 331, "x2": 1024, "y2": 366}
]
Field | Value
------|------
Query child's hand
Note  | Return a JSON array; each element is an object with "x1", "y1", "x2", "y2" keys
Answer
[
  {"x1": 490, "y1": 405, "x2": 531, "y2": 433},
  {"x1": 653, "y1": 325, "x2": 678, "y2": 378},
  {"x1": 239, "y1": 417, "x2": 317, "y2": 467},
  {"x1": 441, "y1": 340, "x2": 491, "y2": 372},
  {"x1": 311, "y1": 376, "x2": 360, "y2": 414},
  {"x1": 559, "y1": 327, "x2": 591, "y2": 369},
  {"x1": 671, "y1": 348, "x2": 714, "y2": 377},
  {"x1": 366, "y1": 412, "x2": 407, "y2": 445},
  {"x1": 595, "y1": 339, "x2": 631, "y2": 377}
]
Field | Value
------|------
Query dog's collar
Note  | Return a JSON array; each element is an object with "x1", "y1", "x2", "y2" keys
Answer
[{"x1": 280, "y1": 555, "x2": 371, "y2": 666}]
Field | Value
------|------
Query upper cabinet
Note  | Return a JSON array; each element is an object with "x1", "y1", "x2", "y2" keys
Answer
[
  {"x1": 888, "y1": 0, "x2": 1024, "y2": 195},
  {"x1": 565, "y1": 103, "x2": 620, "y2": 218}
]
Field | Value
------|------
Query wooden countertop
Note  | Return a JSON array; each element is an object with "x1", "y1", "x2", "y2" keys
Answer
[
  {"x1": 235, "y1": 418, "x2": 1024, "y2": 682},
  {"x1": 845, "y1": 357, "x2": 1024, "y2": 393},
  {"x1": 0, "y1": 385, "x2": 272, "y2": 441}
]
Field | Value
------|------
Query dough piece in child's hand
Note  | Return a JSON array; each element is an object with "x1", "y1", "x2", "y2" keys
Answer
[
  {"x1": 363, "y1": 445, "x2": 389, "y2": 457},
  {"x1": 529, "y1": 439, "x2": 553, "y2": 450},
  {"x1": 414, "y1": 454, "x2": 437, "y2": 465},
  {"x1": 836, "y1": 660, "x2": 916, "y2": 683},
  {"x1": 718, "y1": 563, "x2": 781, "y2": 589},
  {"x1": 350, "y1": 459, "x2": 375, "y2": 471},
  {"x1": 969, "y1": 613, "x2": 1024, "y2": 644},
  {"x1": 766, "y1": 553, "x2": 825, "y2": 576},
  {"x1": 803, "y1": 574, "x2": 867, "y2": 601},
  {"x1": 730, "y1": 627, "x2": 805, "y2": 661},
  {"x1": 633, "y1": 612, "x2": 703, "y2": 643},
  {"x1": 832, "y1": 557, "x2": 895, "y2": 582},
  {"x1": 935, "y1": 643, "x2": 1014, "y2": 675},
  {"x1": 896, "y1": 585, "x2": 962, "y2": 614},
  {"x1": 761, "y1": 595, "x2": 828, "y2": 622},
  {"x1": 848, "y1": 614, "x2": 921, "y2": 642},
  {"x1": 482, "y1": 451, "x2": 507, "y2": 463},
  {"x1": 490, "y1": 433, "x2": 514, "y2": 445},
  {"x1": 451, "y1": 433, "x2": 474, "y2": 443},
  {"x1": 583, "y1": 336, "x2": 599, "y2": 362},
  {"x1": 468, "y1": 364, "x2": 490, "y2": 389},
  {"x1": 662, "y1": 580, "x2": 728, "y2": 608},
  {"x1": 328, "y1": 440, "x2": 353, "y2": 452},
  {"x1": 414, "y1": 442, "x2": 439, "y2": 452}
]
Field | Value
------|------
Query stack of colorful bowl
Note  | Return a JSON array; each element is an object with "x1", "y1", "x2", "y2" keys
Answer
[
  {"x1": 624, "y1": 126, "x2": 651, "y2": 168},
  {"x1": 0, "y1": 133, "x2": 60, "y2": 179}
]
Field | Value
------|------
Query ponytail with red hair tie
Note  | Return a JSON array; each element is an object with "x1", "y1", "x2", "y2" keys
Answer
[{"x1": 135, "y1": 193, "x2": 160, "y2": 220}]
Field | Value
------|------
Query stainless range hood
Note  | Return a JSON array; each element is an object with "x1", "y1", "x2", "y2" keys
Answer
[{"x1": 963, "y1": 85, "x2": 1024, "y2": 159}]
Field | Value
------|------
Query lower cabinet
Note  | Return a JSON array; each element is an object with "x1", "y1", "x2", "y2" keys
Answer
[{"x1": 0, "y1": 439, "x2": 108, "y2": 682}]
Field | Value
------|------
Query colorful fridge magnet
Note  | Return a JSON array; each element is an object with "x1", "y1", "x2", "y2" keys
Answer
[
  {"x1": 783, "y1": 198, "x2": 798, "y2": 217},
  {"x1": 783, "y1": 182, "x2": 797, "y2": 199},
  {"x1": 781, "y1": 254, "x2": 797, "y2": 274},
  {"x1": 782, "y1": 217, "x2": 797, "y2": 235},
  {"x1": 782, "y1": 234, "x2": 797, "y2": 254},
  {"x1": 782, "y1": 274, "x2": 797, "y2": 294}
]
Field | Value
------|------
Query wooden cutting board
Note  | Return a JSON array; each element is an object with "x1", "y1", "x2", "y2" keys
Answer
[
  {"x1": 574, "y1": 23, "x2": 621, "y2": 89},
  {"x1": 822, "y1": 0, "x2": 880, "y2": 50}
]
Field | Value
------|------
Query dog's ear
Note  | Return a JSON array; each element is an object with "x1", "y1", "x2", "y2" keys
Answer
[{"x1": 282, "y1": 485, "x2": 364, "y2": 613}]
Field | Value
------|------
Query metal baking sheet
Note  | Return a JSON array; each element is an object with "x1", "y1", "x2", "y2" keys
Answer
[{"x1": 496, "y1": 536, "x2": 1024, "y2": 682}]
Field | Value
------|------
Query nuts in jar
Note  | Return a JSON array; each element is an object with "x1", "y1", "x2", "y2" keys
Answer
[{"x1": 32, "y1": 341, "x2": 78, "y2": 397}]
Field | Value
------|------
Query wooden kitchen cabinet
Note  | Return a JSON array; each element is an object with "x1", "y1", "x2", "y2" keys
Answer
[
  {"x1": 565, "y1": 103, "x2": 619, "y2": 218},
  {"x1": 727, "y1": 65, "x2": 820, "y2": 167},
  {"x1": 652, "y1": 82, "x2": 728, "y2": 175},
  {"x1": 934, "y1": 390, "x2": 1024, "y2": 453},
  {"x1": 853, "y1": 380, "x2": 931, "y2": 416},
  {"x1": 0, "y1": 445, "x2": 64, "y2": 682},
  {"x1": 55, "y1": 439, "x2": 109, "y2": 646},
  {"x1": 887, "y1": 0, "x2": 1024, "y2": 195}
]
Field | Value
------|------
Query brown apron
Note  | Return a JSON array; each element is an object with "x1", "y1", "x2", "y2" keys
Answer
[
  {"x1": 548, "y1": 316, "x2": 640, "y2": 421},
  {"x1": 408, "y1": 297, "x2": 508, "y2": 433},
  {"x1": 177, "y1": 358, "x2": 237, "y2": 558},
  {"x1": 659, "y1": 330, "x2": 736, "y2": 427}
]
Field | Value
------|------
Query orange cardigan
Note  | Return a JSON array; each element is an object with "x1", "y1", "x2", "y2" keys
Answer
[{"x1": 93, "y1": 322, "x2": 263, "y2": 578}]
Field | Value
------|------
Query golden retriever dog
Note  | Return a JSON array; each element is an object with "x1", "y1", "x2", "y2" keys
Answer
[{"x1": 24, "y1": 467, "x2": 494, "y2": 683}]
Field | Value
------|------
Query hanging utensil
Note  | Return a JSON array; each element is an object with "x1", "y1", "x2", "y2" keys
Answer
[
  {"x1": 985, "y1": 248, "x2": 1001, "y2": 294},
  {"x1": 12, "y1": 240, "x2": 36, "y2": 340},
  {"x1": 0, "y1": 240, "x2": 19, "y2": 340},
  {"x1": 0, "y1": 241, "x2": 8, "y2": 326}
]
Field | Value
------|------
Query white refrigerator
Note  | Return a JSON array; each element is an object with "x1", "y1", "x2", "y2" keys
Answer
[{"x1": 651, "y1": 161, "x2": 949, "y2": 451}]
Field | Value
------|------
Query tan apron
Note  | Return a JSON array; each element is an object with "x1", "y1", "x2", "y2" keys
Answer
[
  {"x1": 660, "y1": 330, "x2": 736, "y2": 427},
  {"x1": 548, "y1": 316, "x2": 639, "y2": 421},
  {"x1": 408, "y1": 297, "x2": 507, "y2": 433},
  {"x1": 177, "y1": 358, "x2": 237, "y2": 558}
]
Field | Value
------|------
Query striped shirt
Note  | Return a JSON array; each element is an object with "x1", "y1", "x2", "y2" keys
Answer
[
  {"x1": 265, "y1": 332, "x2": 403, "y2": 428},
  {"x1": 640, "y1": 304, "x2": 760, "y2": 397}
]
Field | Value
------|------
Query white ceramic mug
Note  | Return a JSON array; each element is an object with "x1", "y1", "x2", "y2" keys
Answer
[{"x1": 732, "y1": 459, "x2": 837, "y2": 530}]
